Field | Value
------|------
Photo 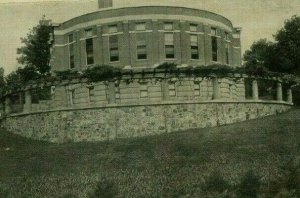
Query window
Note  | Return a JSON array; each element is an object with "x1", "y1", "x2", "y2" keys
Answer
[
  {"x1": 109, "y1": 35, "x2": 119, "y2": 62},
  {"x1": 85, "y1": 29, "x2": 93, "y2": 38},
  {"x1": 69, "y1": 89, "x2": 75, "y2": 105},
  {"x1": 164, "y1": 22, "x2": 173, "y2": 30},
  {"x1": 194, "y1": 83, "x2": 200, "y2": 96},
  {"x1": 140, "y1": 85, "x2": 148, "y2": 98},
  {"x1": 88, "y1": 87, "x2": 94, "y2": 102},
  {"x1": 68, "y1": 34, "x2": 75, "y2": 69},
  {"x1": 136, "y1": 22, "x2": 146, "y2": 31},
  {"x1": 108, "y1": 25, "x2": 118, "y2": 33},
  {"x1": 225, "y1": 43, "x2": 229, "y2": 64},
  {"x1": 86, "y1": 38, "x2": 94, "y2": 65},
  {"x1": 115, "y1": 85, "x2": 120, "y2": 99},
  {"x1": 169, "y1": 84, "x2": 176, "y2": 96},
  {"x1": 165, "y1": 33, "x2": 175, "y2": 59},
  {"x1": 68, "y1": 34, "x2": 74, "y2": 43},
  {"x1": 136, "y1": 34, "x2": 147, "y2": 60},
  {"x1": 211, "y1": 28, "x2": 218, "y2": 62},
  {"x1": 190, "y1": 24, "x2": 197, "y2": 32},
  {"x1": 211, "y1": 27, "x2": 217, "y2": 36},
  {"x1": 225, "y1": 32, "x2": 229, "y2": 40},
  {"x1": 190, "y1": 34, "x2": 199, "y2": 59}
]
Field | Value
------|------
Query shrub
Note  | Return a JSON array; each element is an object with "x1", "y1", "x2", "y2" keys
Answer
[
  {"x1": 156, "y1": 62, "x2": 177, "y2": 71},
  {"x1": 204, "y1": 171, "x2": 230, "y2": 194},
  {"x1": 54, "y1": 69, "x2": 81, "y2": 80},
  {"x1": 88, "y1": 180, "x2": 118, "y2": 198},
  {"x1": 237, "y1": 170, "x2": 261, "y2": 198},
  {"x1": 191, "y1": 64, "x2": 236, "y2": 77},
  {"x1": 82, "y1": 65, "x2": 122, "y2": 82}
]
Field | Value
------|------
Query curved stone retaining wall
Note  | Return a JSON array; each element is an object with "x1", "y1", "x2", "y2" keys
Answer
[{"x1": 1, "y1": 101, "x2": 291, "y2": 143}]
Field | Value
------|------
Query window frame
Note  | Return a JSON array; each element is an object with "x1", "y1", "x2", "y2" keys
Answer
[
  {"x1": 164, "y1": 32, "x2": 175, "y2": 59},
  {"x1": 190, "y1": 34, "x2": 199, "y2": 60},
  {"x1": 68, "y1": 34, "x2": 75, "y2": 69},
  {"x1": 109, "y1": 35, "x2": 119, "y2": 62},
  {"x1": 164, "y1": 22, "x2": 174, "y2": 31},
  {"x1": 135, "y1": 22, "x2": 146, "y2": 31}
]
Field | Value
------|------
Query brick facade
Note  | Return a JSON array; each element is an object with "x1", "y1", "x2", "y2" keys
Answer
[{"x1": 50, "y1": 6, "x2": 242, "y2": 72}]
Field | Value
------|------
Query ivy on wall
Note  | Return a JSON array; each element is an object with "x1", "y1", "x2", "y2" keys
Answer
[{"x1": 2, "y1": 63, "x2": 299, "y2": 96}]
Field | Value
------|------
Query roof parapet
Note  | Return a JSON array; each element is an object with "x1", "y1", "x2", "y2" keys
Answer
[{"x1": 98, "y1": 0, "x2": 113, "y2": 9}]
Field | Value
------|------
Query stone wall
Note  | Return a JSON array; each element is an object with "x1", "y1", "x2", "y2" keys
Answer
[{"x1": 1, "y1": 101, "x2": 291, "y2": 143}]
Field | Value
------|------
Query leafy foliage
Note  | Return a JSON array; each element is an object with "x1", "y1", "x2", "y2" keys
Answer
[
  {"x1": 155, "y1": 62, "x2": 177, "y2": 70},
  {"x1": 274, "y1": 15, "x2": 300, "y2": 75},
  {"x1": 54, "y1": 70, "x2": 81, "y2": 80},
  {"x1": 17, "y1": 16, "x2": 53, "y2": 75},
  {"x1": 244, "y1": 16, "x2": 300, "y2": 75},
  {"x1": 82, "y1": 65, "x2": 122, "y2": 82}
]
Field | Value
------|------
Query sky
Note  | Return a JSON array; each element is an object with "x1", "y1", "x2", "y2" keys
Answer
[{"x1": 0, "y1": 0, "x2": 300, "y2": 75}]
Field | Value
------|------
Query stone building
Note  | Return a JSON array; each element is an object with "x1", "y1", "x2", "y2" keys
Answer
[
  {"x1": 50, "y1": 0, "x2": 242, "y2": 72},
  {"x1": 1, "y1": 0, "x2": 294, "y2": 143}
]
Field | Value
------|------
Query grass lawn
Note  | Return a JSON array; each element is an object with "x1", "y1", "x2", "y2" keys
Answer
[{"x1": 0, "y1": 108, "x2": 299, "y2": 197}]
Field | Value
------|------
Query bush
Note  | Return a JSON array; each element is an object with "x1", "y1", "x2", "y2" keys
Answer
[
  {"x1": 156, "y1": 62, "x2": 177, "y2": 71},
  {"x1": 88, "y1": 180, "x2": 118, "y2": 198},
  {"x1": 54, "y1": 70, "x2": 81, "y2": 80},
  {"x1": 237, "y1": 170, "x2": 261, "y2": 198},
  {"x1": 189, "y1": 64, "x2": 237, "y2": 77},
  {"x1": 204, "y1": 171, "x2": 230, "y2": 194},
  {"x1": 82, "y1": 65, "x2": 121, "y2": 82}
]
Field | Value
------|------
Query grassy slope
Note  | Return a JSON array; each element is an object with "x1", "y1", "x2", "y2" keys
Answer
[{"x1": 0, "y1": 108, "x2": 299, "y2": 197}]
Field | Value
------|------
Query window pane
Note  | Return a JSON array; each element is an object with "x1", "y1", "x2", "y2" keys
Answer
[
  {"x1": 108, "y1": 25, "x2": 118, "y2": 33},
  {"x1": 85, "y1": 29, "x2": 93, "y2": 38},
  {"x1": 225, "y1": 32, "x2": 229, "y2": 40},
  {"x1": 225, "y1": 43, "x2": 229, "y2": 64},
  {"x1": 164, "y1": 33, "x2": 174, "y2": 45},
  {"x1": 165, "y1": 45, "x2": 174, "y2": 59},
  {"x1": 69, "y1": 43, "x2": 74, "y2": 55},
  {"x1": 110, "y1": 49, "x2": 119, "y2": 62},
  {"x1": 69, "y1": 43, "x2": 75, "y2": 68},
  {"x1": 109, "y1": 35, "x2": 118, "y2": 44},
  {"x1": 136, "y1": 33, "x2": 146, "y2": 45},
  {"x1": 190, "y1": 24, "x2": 197, "y2": 32},
  {"x1": 137, "y1": 45, "x2": 147, "y2": 59},
  {"x1": 191, "y1": 46, "x2": 199, "y2": 59},
  {"x1": 68, "y1": 34, "x2": 74, "y2": 43},
  {"x1": 211, "y1": 27, "x2": 217, "y2": 36},
  {"x1": 86, "y1": 38, "x2": 94, "y2": 65},
  {"x1": 109, "y1": 35, "x2": 119, "y2": 61},
  {"x1": 164, "y1": 22, "x2": 173, "y2": 30},
  {"x1": 110, "y1": 48, "x2": 119, "y2": 56},
  {"x1": 70, "y1": 55, "x2": 75, "y2": 69},
  {"x1": 190, "y1": 35, "x2": 198, "y2": 46},
  {"x1": 211, "y1": 36, "x2": 218, "y2": 61},
  {"x1": 136, "y1": 23, "x2": 146, "y2": 31}
]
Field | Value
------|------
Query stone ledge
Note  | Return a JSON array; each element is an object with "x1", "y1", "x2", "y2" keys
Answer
[{"x1": 6, "y1": 99, "x2": 293, "y2": 118}]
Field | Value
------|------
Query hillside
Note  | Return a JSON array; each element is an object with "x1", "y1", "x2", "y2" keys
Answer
[{"x1": 0, "y1": 108, "x2": 299, "y2": 197}]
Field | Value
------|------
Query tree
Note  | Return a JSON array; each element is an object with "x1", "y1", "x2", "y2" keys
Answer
[
  {"x1": 243, "y1": 39, "x2": 274, "y2": 75},
  {"x1": 274, "y1": 15, "x2": 300, "y2": 75},
  {"x1": 244, "y1": 15, "x2": 300, "y2": 75},
  {"x1": 17, "y1": 16, "x2": 53, "y2": 76},
  {"x1": 5, "y1": 67, "x2": 40, "y2": 92}
]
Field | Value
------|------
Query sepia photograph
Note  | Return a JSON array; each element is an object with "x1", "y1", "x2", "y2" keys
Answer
[{"x1": 0, "y1": 0, "x2": 299, "y2": 197}]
